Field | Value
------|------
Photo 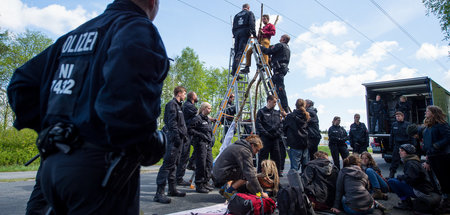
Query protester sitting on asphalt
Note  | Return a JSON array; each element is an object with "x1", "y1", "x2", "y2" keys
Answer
[
  {"x1": 331, "y1": 154, "x2": 385, "y2": 214},
  {"x1": 257, "y1": 159, "x2": 280, "y2": 197},
  {"x1": 387, "y1": 144, "x2": 441, "y2": 213},
  {"x1": 302, "y1": 151, "x2": 338, "y2": 211},
  {"x1": 213, "y1": 135, "x2": 269, "y2": 199},
  {"x1": 360, "y1": 152, "x2": 389, "y2": 200}
]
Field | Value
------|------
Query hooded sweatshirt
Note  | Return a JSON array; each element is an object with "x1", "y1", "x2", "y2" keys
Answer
[
  {"x1": 333, "y1": 165, "x2": 373, "y2": 210},
  {"x1": 302, "y1": 158, "x2": 339, "y2": 207}
]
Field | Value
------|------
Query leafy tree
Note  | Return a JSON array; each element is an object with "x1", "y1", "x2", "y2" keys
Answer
[
  {"x1": 423, "y1": 0, "x2": 450, "y2": 44},
  {"x1": 0, "y1": 30, "x2": 53, "y2": 130}
]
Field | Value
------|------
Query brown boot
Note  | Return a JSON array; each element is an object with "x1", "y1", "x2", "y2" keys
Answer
[{"x1": 372, "y1": 189, "x2": 388, "y2": 200}]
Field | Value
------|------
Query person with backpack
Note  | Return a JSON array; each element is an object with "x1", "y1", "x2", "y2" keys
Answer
[
  {"x1": 331, "y1": 154, "x2": 385, "y2": 214},
  {"x1": 360, "y1": 152, "x2": 389, "y2": 200},
  {"x1": 213, "y1": 135, "x2": 269, "y2": 199},
  {"x1": 387, "y1": 144, "x2": 440, "y2": 212},
  {"x1": 302, "y1": 151, "x2": 339, "y2": 211}
]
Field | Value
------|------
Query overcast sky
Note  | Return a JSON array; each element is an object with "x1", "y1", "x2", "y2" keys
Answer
[{"x1": 1, "y1": 0, "x2": 449, "y2": 130}]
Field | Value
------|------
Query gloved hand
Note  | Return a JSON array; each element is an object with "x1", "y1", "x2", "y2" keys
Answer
[{"x1": 140, "y1": 130, "x2": 166, "y2": 166}]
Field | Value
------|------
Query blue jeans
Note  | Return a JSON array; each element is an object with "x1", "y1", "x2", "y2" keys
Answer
[
  {"x1": 366, "y1": 168, "x2": 389, "y2": 192},
  {"x1": 387, "y1": 178, "x2": 417, "y2": 200},
  {"x1": 288, "y1": 147, "x2": 309, "y2": 172},
  {"x1": 342, "y1": 196, "x2": 374, "y2": 215}
]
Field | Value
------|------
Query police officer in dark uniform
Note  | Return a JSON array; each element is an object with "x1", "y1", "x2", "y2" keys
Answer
[
  {"x1": 395, "y1": 96, "x2": 411, "y2": 122},
  {"x1": 260, "y1": 34, "x2": 291, "y2": 113},
  {"x1": 7, "y1": 0, "x2": 167, "y2": 214},
  {"x1": 231, "y1": 3, "x2": 256, "y2": 75},
  {"x1": 370, "y1": 94, "x2": 385, "y2": 133},
  {"x1": 177, "y1": 91, "x2": 198, "y2": 186},
  {"x1": 306, "y1": 99, "x2": 321, "y2": 160},
  {"x1": 155, "y1": 86, "x2": 189, "y2": 204},
  {"x1": 189, "y1": 102, "x2": 215, "y2": 193},
  {"x1": 223, "y1": 93, "x2": 237, "y2": 136},
  {"x1": 328, "y1": 116, "x2": 349, "y2": 170},
  {"x1": 256, "y1": 95, "x2": 283, "y2": 176},
  {"x1": 349, "y1": 113, "x2": 369, "y2": 154},
  {"x1": 389, "y1": 111, "x2": 412, "y2": 178}
]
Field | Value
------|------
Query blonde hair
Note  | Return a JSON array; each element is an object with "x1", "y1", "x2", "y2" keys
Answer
[
  {"x1": 258, "y1": 160, "x2": 279, "y2": 193},
  {"x1": 198, "y1": 102, "x2": 211, "y2": 114}
]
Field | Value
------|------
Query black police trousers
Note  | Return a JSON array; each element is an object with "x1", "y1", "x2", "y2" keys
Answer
[
  {"x1": 41, "y1": 148, "x2": 140, "y2": 214},
  {"x1": 26, "y1": 165, "x2": 51, "y2": 215},
  {"x1": 176, "y1": 135, "x2": 192, "y2": 182},
  {"x1": 329, "y1": 142, "x2": 349, "y2": 170},
  {"x1": 258, "y1": 134, "x2": 281, "y2": 175},
  {"x1": 156, "y1": 137, "x2": 186, "y2": 186},
  {"x1": 272, "y1": 72, "x2": 289, "y2": 112},
  {"x1": 370, "y1": 114, "x2": 384, "y2": 133},
  {"x1": 194, "y1": 139, "x2": 213, "y2": 185},
  {"x1": 308, "y1": 137, "x2": 321, "y2": 161},
  {"x1": 352, "y1": 141, "x2": 368, "y2": 154},
  {"x1": 390, "y1": 141, "x2": 408, "y2": 173},
  {"x1": 232, "y1": 30, "x2": 250, "y2": 74}
]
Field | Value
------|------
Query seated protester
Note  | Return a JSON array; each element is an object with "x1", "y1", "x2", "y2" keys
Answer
[
  {"x1": 213, "y1": 135, "x2": 269, "y2": 199},
  {"x1": 302, "y1": 151, "x2": 339, "y2": 211},
  {"x1": 331, "y1": 154, "x2": 385, "y2": 215},
  {"x1": 257, "y1": 160, "x2": 280, "y2": 197},
  {"x1": 388, "y1": 144, "x2": 440, "y2": 212},
  {"x1": 360, "y1": 152, "x2": 389, "y2": 200},
  {"x1": 189, "y1": 102, "x2": 214, "y2": 193}
]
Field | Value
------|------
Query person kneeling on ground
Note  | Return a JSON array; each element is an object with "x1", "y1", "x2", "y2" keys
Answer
[
  {"x1": 387, "y1": 144, "x2": 441, "y2": 212},
  {"x1": 302, "y1": 151, "x2": 339, "y2": 211},
  {"x1": 360, "y1": 152, "x2": 389, "y2": 200},
  {"x1": 213, "y1": 135, "x2": 269, "y2": 199},
  {"x1": 331, "y1": 154, "x2": 385, "y2": 214},
  {"x1": 257, "y1": 160, "x2": 280, "y2": 197}
]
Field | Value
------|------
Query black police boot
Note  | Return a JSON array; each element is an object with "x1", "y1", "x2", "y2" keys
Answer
[
  {"x1": 177, "y1": 179, "x2": 191, "y2": 186},
  {"x1": 204, "y1": 182, "x2": 214, "y2": 191},
  {"x1": 196, "y1": 184, "x2": 209, "y2": 193},
  {"x1": 389, "y1": 170, "x2": 396, "y2": 179},
  {"x1": 154, "y1": 185, "x2": 171, "y2": 204},
  {"x1": 240, "y1": 66, "x2": 250, "y2": 74},
  {"x1": 168, "y1": 184, "x2": 186, "y2": 197}
]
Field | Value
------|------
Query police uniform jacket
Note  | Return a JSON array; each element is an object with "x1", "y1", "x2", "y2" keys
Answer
[
  {"x1": 389, "y1": 120, "x2": 411, "y2": 144},
  {"x1": 349, "y1": 122, "x2": 369, "y2": 147},
  {"x1": 189, "y1": 113, "x2": 213, "y2": 145},
  {"x1": 182, "y1": 100, "x2": 197, "y2": 127},
  {"x1": 260, "y1": 42, "x2": 290, "y2": 73},
  {"x1": 283, "y1": 109, "x2": 308, "y2": 149},
  {"x1": 328, "y1": 125, "x2": 348, "y2": 145},
  {"x1": 395, "y1": 101, "x2": 411, "y2": 115},
  {"x1": 256, "y1": 106, "x2": 282, "y2": 139},
  {"x1": 7, "y1": 0, "x2": 168, "y2": 150},
  {"x1": 306, "y1": 107, "x2": 321, "y2": 139},
  {"x1": 370, "y1": 100, "x2": 384, "y2": 116},
  {"x1": 164, "y1": 98, "x2": 188, "y2": 147},
  {"x1": 232, "y1": 10, "x2": 256, "y2": 37}
]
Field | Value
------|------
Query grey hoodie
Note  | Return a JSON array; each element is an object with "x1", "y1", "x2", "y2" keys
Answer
[
  {"x1": 333, "y1": 165, "x2": 373, "y2": 210},
  {"x1": 302, "y1": 158, "x2": 338, "y2": 207}
]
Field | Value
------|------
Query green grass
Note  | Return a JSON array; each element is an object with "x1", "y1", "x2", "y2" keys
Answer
[{"x1": 0, "y1": 163, "x2": 40, "y2": 172}]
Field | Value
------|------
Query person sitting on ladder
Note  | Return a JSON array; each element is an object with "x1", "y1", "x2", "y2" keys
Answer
[{"x1": 241, "y1": 14, "x2": 276, "y2": 74}]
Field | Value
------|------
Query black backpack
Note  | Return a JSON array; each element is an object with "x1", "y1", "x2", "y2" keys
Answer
[{"x1": 277, "y1": 185, "x2": 314, "y2": 215}]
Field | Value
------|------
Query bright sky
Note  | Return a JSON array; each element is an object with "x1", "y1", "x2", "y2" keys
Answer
[{"x1": 1, "y1": 0, "x2": 449, "y2": 131}]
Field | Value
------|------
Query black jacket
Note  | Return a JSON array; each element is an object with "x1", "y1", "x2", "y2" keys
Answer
[
  {"x1": 369, "y1": 100, "x2": 384, "y2": 116},
  {"x1": 182, "y1": 100, "x2": 197, "y2": 127},
  {"x1": 390, "y1": 120, "x2": 412, "y2": 144},
  {"x1": 7, "y1": 0, "x2": 168, "y2": 149},
  {"x1": 302, "y1": 158, "x2": 338, "y2": 207},
  {"x1": 306, "y1": 107, "x2": 321, "y2": 139},
  {"x1": 283, "y1": 109, "x2": 308, "y2": 149},
  {"x1": 213, "y1": 140, "x2": 263, "y2": 194},
  {"x1": 256, "y1": 106, "x2": 282, "y2": 139},
  {"x1": 349, "y1": 122, "x2": 369, "y2": 147},
  {"x1": 163, "y1": 98, "x2": 187, "y2": 146},
  {"x1": 189, "y1": 113, "x2": 213, "y2": 144},
  {"x1": 224, "y1": 100, "x2": 236, "y2": 124},
  {"x1": 260, "y1": 42, "x2": 290, "y2": 73},
  {"x1": 395, "y1": 101, "x2": 411, "y2": 116},
  {"x1": 333, "y1": 165, "x2": 373, "y2": 210},
  {"x1": 422, "y1": 123, "x2": 450, "y2": 156},
  {"x1": 232, "y1": 9, "x2": 256, "y2": 37},
  {"x1": 328, "y1": 125, "x2": 348, "y2": 145},
  {"x1": 397, "y1": 154, "x2": 434, "y2": 194}
]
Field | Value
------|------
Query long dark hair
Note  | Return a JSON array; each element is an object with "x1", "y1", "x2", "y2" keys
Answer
[
  {"x1": 360, "y1": 152, "x2": 378, "y2": 169},
  {"x1": 295, "y1": 99, "x2": 310, "y2": 121},
  {"x1": 424, "y1": 105, "x2": 447, "y2": 127}
]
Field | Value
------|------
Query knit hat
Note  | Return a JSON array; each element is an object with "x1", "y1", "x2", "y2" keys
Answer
[
  {"x1": 406, "y1": 124, "x2": 418, "y2": 137},
  {"x1": 399, "y1": 144, "x2": 416, "y2": 154}
]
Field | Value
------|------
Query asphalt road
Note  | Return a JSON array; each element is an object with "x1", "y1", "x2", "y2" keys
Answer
[{"x1": 0, "y1": 153, "x2": 410, "y2": 215}]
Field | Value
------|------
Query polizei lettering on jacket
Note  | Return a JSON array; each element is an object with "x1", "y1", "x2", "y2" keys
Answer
[{"x1": 61, "y1": 31, "x2": 98, "y2": 55}]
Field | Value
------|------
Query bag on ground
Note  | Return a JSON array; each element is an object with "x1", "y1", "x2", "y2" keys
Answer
[{"x1": 227, "y1": 193, "x2": 276, "y2": 215}]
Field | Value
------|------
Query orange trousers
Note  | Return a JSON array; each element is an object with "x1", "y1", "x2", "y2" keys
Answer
[{"x1": 245, "y1": 38, "x2": 270, "y2": 67}]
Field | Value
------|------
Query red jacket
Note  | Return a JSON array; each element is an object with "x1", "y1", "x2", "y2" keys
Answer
[{"x1": 261, "y1": 23, "x2": 276, "y2": 39}]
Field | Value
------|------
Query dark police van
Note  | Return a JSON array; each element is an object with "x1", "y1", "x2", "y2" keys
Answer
[{"x1": 363, "y1": 77, "x2": 450, "y2": 162}]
